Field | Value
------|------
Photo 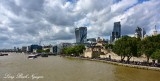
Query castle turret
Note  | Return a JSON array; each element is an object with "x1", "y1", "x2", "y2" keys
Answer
[{"x1": 153, "y1": 25, "x2": 158, "y2": 36}]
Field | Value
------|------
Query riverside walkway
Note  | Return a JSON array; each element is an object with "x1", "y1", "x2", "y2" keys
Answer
[{"x1": 65, "y1": 56, "x2": 160, "y2": 71}]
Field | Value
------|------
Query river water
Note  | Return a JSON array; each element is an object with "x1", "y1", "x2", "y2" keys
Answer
[{"x1": 0, "y1": 53, "x2": 160, "y2": 81}]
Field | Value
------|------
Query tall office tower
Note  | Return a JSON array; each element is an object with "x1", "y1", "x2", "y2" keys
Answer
[
  {"x1": 134, "y1": 27, "x2": 146, "y2": 39},
  {"x1": 111, "y1": 22, "x2": 121, "y2": 42},
  {"x1": 153, "y1": 25, "x2": 158, "y2": 36},
  {"x1": 142, "y1": 28, "x2": 146, "y2": 39},
  {"x1": 135, "y1": 27, "x2": 146, "y2": 39},
  {"x1": 75, "y1": 27, "x2": 87, "y2": 44},
  {"x1": 135, "y1": 27, "x2": 142, "y2": 38},
  {"x1": 75, "y1": 28, "x2": 80, "y2": 43}
]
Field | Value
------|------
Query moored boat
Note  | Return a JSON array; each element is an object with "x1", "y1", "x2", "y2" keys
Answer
[
  {"x1": 0, "y1": 54, "x2": 4, "y2": 56},
  {"x1": 28, "y1": 55, "x2": 37, "y2": 59},
  {"x1": 0, "y1": 53, "x2": 8, "y2": 56},
  {"x1": 41, "y1": 54, "x2": 48, "y2": 57},
  {"x1": 3, "y1": 54, "x2": 8, "y2": 56},
  {"x1": 35, "y1": 53, "x2": 41, "y2": 57}
]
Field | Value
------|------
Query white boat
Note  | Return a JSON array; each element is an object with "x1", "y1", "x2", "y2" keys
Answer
[
  {"x1": 28, "y1": 55, "x2": 37, "y2": 59},
  {"x1": 0, "y1": 53, "x2": 8, "y2": 56}
]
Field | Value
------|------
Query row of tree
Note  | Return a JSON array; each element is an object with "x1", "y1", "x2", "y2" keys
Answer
[
  {"x1": 106, "y1": 34, "x2": 160, "y2": 63},
  {"x1": 62, "y1": 45, "x2": 85, "y2": 56},
  {"x1": 37, "y1": 49, "x2": 50, "y2": 53}
]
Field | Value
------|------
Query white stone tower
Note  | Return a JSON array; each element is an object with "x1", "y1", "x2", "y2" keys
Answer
[{"x1": 153, "y1": 25, "x2": 158, "y2": 36}]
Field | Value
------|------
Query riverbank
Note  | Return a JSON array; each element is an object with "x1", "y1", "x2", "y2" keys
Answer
[{"x1": 64, "y1": 56, "x2": 160, "y2": 72}]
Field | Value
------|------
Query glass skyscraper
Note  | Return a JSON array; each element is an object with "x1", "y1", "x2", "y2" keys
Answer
[
  {"x1": 111, "y1": 22, "x2": 121, "y2": 42},
  {"x1": 75, "y1": 27, "x2": 87, "y2": 44},
  {"x1": 135, "y1": 27, "x2": 146, "y2": 39}
]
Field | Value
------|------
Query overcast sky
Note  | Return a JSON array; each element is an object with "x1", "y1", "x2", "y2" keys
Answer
[{"x1": 0, "y1": 0, "x2": 160, "y2": 48}]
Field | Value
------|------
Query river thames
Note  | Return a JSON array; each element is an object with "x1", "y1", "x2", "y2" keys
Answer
[{"x1": 0, "y1": 53, "x2": 160, "y2": 81}]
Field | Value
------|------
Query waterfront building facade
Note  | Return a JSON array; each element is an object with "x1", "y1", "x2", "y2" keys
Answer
[
  {"x1": 50, "y1": 46, "x2": 58, "y2": 54},
  {"x1": 27, "y1": 46, "x2": 31, "y2": 52},
  {"x1": 84, "y1": 38, "x2": 108, "y2": 58},
  {"x1": 75, "y1": 27, "x2": 87, "y2": 44},
  {"x1": 50, "y1": 43, "x2": 73, "y2": 54},
  {"x1": 42, "y1": 45, "x2": 52, "y2": 50},
  {"x1": 30, "y1": 44, "x2": 42, "y2": 52},
  {"x1": 21, "y1": 46, "x2": 27, "y2": 52}
]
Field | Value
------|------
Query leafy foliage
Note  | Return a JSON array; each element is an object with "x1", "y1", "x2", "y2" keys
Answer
[
  {"x1": 113, "y1": 36, "x2": 140, "y2": 62},
  {"x1": 112, "y1": 34, "x2": 160, "y2": 63},
  {"x1": 151, "y1": 49, "x2": 160, "y2": 60},
  {"x1": 141, "y1": 34, "x2": 160, "y2": 62},
  {"x1": 62, "y1": 45, "x2": 85, "y2": 56},
  {"x1": 37, "y1": 49, "x2": 50, "y2": 53},
  {"x1": 105, "y1": 44, "x2": 113, "y2": 49}
]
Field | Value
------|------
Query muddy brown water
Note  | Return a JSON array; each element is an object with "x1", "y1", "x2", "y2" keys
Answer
[{"x1": 0, "y1": 53, "x2": 160, "y2": 81}]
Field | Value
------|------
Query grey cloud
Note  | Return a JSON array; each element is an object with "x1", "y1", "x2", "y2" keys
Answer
[
  {"x1": 0, "y1": 0, "x2": 22, "y2": 15},
  {"x1": 0, "y1": 0, "x2": 160, "y2": 48},
  {"x1": 43, "y1": 3, "x2": 83, "y2": 26},
  {"x1": 0, "y1": 36, "x2": 9, "y2": 41},
  {"x1": 21, "y1": 0, "x2": 44, "y2": 11},
  {"x1": 43, "y1": 27, "x2": 75, "y2": 41},
  {"x1": 121, "y1": 0, "x2": 160, "y2": 35}
]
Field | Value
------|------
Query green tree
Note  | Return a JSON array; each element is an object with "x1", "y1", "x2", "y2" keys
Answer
[
  {"x1": 151, "y1": 49, "x2": 160, "y2": 62},
  {"x1": 105, "y1": 44, "x2": 113, "y2": 49},
  {"x1": 137, "y1": 38, "x2": 142, "y2": 57},
  {"x1": 62, "y1": 45, "x2": 85, "y2": 56},
  {"x1": 63, "y1": 47, "x2": 74, "y2": 55},
  {"x1": 36, "y1": 50, "x2": 45, "y2": 53},
  {"x1": 75, "y1": 45, "x2": 86, "y2": 55},
  {"x1": 105, "y1": 44, "x2": 113, "y2": 53},
  {"x1": 140, "y1": 35, "x2": 160, "y2": 63},
  {"x1": 141, "y1": 38, "x2": 154, "y2": 63},
  {"x1": 45, "y1": 49, "x2": 50, "y2": 53},
  {"x1": 113, "y1": 36, "x2": 139, "y2": 63},
  {"x1": 126, "y1": 37, "x2": 139, "y2": 62},
  {"x1": 113, "y1": 36, "x2": 128, "y2": 61},
  {"x1": 36, "y1": 49, "x2": 50, "y2": 53}
]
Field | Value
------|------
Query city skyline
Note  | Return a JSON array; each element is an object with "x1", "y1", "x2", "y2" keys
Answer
[{"x1": 0, "y1": 0, "x2": 160, "y2": 48}]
